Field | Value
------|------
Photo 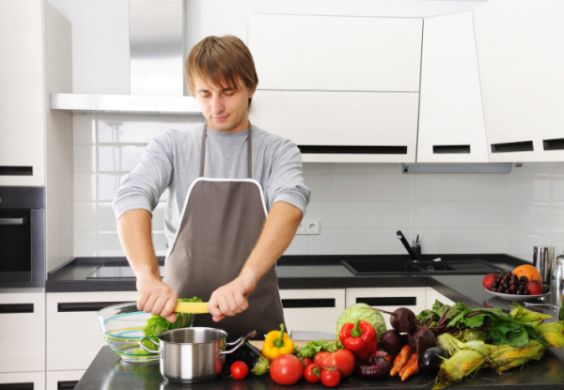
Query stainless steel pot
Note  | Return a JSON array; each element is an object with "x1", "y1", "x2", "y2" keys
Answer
[{"x1": 140, "y1": 327, "x2": 255, "y2": 383}]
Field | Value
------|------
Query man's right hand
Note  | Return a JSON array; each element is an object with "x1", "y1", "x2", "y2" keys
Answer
[{"x1": 136, "y1": 274, "x2": 178, "y2": 323}]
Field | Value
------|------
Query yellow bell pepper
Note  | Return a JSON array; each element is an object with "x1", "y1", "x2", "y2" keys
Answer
[{"x1": 261, "y1": 323, "x2": 294, "y2": 360}]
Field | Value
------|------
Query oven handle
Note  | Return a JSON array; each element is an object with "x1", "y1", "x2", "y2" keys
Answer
[{"x1": 0, "y1": 217, "x2": 25, "y2": 225}]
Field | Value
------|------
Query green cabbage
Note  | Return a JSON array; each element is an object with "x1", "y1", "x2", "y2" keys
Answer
[{"x1": 336, "y1": 303, "x2": 387, "y2": 340}]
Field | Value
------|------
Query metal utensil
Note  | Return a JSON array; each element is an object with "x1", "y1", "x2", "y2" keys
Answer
[{"x1": 175, "y1": 301, "x2": 209, "y2": 314}]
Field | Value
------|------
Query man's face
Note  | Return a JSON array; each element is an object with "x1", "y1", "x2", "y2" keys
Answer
[{"x1": 192, "y1": 75, "x2": 254, "y2": 132}]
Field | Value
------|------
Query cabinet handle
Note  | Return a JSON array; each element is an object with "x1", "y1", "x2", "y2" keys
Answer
[
  {"x1": 0, "y1": 303, "x2": 34, "y2": 314},
  {"x1": 0, "y1": 166, "x2": 33, "y2": 176},
  {"x1": 0, "y1": 217, "x2": 26, "y2": 225},
  {"x1": 281, "y1": 298, "x2": 335, "y2": 308},
  {"x1": 543, "y1": 138, "x2": 564, "y2": 151},
  {"x1": 298, "y1": 145, "x2": 407, "y2": 155},
  {"x1": 58, "y1": 301, "x2": 130, "y2": 312},
  {"x1": 491, "y1": 141, "x2": 533, "y2": 153},
  {"x1": 0, "y1": 383, "x2": 33, "y2": 390},
  {"x1": 57, "y1": 380, "x2": 79, "y2": 390},
  {"x1": 355, "y1": 297, "x2": 416, "y2": 306},
  {"x1": 433, "y1": 144, "x2": 470, "y2": 154}
]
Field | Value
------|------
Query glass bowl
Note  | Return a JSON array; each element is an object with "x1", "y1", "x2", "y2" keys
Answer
[{"x1": 97, "y1": 302, "x2": 159, "y2": 363}]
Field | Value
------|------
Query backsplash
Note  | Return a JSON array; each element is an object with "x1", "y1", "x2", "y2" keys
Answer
[{"x1": 72, "y1": 114, "x2": 564, "y2": 260}]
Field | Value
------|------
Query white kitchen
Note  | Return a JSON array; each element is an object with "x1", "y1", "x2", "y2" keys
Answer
[{"x1": 1, "y1": 0, "x2": 564, "y2": 389}]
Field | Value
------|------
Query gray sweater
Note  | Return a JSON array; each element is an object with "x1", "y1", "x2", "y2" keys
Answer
[{"x1": 113, "y1": 123, "x2": 310, "y2": 245}]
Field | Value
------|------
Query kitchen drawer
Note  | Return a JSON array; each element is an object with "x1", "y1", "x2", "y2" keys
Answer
[
  {"x1": 0, "y1": 371, "x2": 45, "y2": 390},
  {"x1": 46, "y1": 291, "x2": 137, "y2": 371},
  {"x1": 46, "y1": 370, "x2": 84, "y2": 390},
  {"x1": 345, "y1": 287, "x2": 426, "y2": 329},
  {"x1": 280, "y1": 289, "x2": 345, "y2": 336},
  {"x1": 0, "y1": 291, "x2": 45, "y2": 373},
  {"x1": 426, "y1": 287, "x2": 455, "y2": 307}
]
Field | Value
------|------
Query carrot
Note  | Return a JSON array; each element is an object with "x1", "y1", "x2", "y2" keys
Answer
[
  {"x1": 390, "y1": 345, "x2": 411, "y2": 377},
  {"x1": 399, "y1": 352, "x2": 419, "y2": 381}
]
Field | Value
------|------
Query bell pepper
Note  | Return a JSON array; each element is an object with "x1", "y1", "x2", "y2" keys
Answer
[
  {"x1": 261, "y1": 323, "x2": 294, "y2": 360},
  {"x1": 339, "y1": 320, "x2": 378, "y2": 361}
]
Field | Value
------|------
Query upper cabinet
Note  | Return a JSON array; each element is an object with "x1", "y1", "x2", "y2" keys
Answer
[
  {"x1": 417, "y1": 12, "x2": 489, "y2": 162},
  {"x1": 249, "y1": 14, "x2": 423, "y2": 163},
  {"x1": 474, "y1": 0, "x2": 564, "y2": 162}
]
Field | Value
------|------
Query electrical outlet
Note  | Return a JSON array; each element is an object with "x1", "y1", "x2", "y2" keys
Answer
[{"x1": 296, "y1": 219, "x2": 321, "y2": 235}]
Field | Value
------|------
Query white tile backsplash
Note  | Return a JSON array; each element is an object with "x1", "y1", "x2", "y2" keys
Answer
[{"x1": 71, "y1": 117, "x2": 564, "y2": 259}]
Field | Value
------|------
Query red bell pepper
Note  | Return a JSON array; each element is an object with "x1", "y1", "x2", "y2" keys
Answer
[{"x1": 339, "y1": 320, "x2": 378, "y2": 361}]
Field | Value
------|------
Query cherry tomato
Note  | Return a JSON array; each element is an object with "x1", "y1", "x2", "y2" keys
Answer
[
  {"x1": 304, "y1": 363, "x2": 321, "y2": 383},
  {"x1": 230, "y1": 361, "x2": 249, "y2": 381},
  {"x1": 329, "y1": 349, "x2": 355, "y2": 377},
  {"x1": 314, "y1": 351, "x2": 332, "y2": 369},
  {"x1": 320, "y1": 369, "x2": 341, "y2": 388},
  {"x1": 302, "y1": 357, "x2": 313, "y2": 367},
  {"x1": 270, "y1": 354, "x2": 304, "y2": 385}
]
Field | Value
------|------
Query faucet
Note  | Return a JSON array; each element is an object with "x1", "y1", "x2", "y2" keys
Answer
[{"x1": 396, "y1": 230, "x2": 421, "y2": 261}]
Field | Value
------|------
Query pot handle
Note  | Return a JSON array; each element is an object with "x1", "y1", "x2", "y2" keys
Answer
[
  {"x1": 221, "y1": 330, "x2": 257, "y2": 355},
  {"x1": 138, "y1": 336, "x2": 160, "y2": 354}
]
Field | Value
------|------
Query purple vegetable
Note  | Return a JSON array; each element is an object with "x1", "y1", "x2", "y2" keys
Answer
[{"x1": 356, "y1": 350, "x2": 392, "y2": 379}]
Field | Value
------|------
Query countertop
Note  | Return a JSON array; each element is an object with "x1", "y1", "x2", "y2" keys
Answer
[{"x1": 62, "y1": 254, "x2": 564, "y2": 389}]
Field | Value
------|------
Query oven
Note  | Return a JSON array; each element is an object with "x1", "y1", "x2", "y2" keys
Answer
[{"x1": 0, "y1": 186, "x2": 45, "y2": 287}]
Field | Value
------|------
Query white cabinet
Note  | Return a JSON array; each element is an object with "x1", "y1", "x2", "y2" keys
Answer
[
  {"x1": 474, "y1": 0, "x2": 564, "y2": 162},
  {"x1": 46, "y1": 291, "x2": 137, "y2": 371},
  {"x1": 418, "y1": 12, "x2": 488, "y2": 162},
  {"x1": 280, "y1": 289, "x2": 345, "y2": 335},
  {"x1": 0, "y1": 371, "x2": 45, "y2": 390},
  {"x1": 0, "y1": 291, "x2": 45, "y2": 373},
  {"x1": 345, "y1": 287, "x2": 426, "y2": 329},
  {"x1": 426, "y1": 287, "x2": 455, "y2": 307},
  {"x1": 46, "y1": 370, "x2": 84, "y2": 390}
]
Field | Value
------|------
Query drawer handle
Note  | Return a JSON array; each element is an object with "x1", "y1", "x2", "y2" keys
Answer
[
  {"x1": 57, "y1": 380, "x2": 79, "y2": 390},
  {"x1": 0, "y1": 303, "x2": 34, "y2": 314},
  {"x1": 0, "y1": 217, "x2": 26, "y2": 225},
  {"x1": 58, "y1": 301, "x2": 130, "y2": 312},
  {"x1": 298, "y1": 145, "x2": 408, "y2": 155},
  {"x1": 433, "y1": 144, "x2": 470, "y2": 154},
  {"x1": 0, "y1": 166, "x2": 33, "y2": 176},
  {"x1": 281, "y1": 298, "x2": 335, "y2": 308},
  {"x1": 491, "y1": 140, "x2": 533, "y2": 153},
  {"x1": 543, "y1": 137, "x2": 564, "y2": 151},
  {"x1": 355, "y1": 297, "x2": 416, "y2": 306},
  {"x1": 0, "y1": 383, "x2": 34, "y2": 390}
]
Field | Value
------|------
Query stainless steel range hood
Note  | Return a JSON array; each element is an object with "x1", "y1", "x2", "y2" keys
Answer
[{"x1": 50, "y1": 0, "x2": 201, "y2": 115}]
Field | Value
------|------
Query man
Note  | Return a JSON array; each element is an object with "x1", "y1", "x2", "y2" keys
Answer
[{"x1": 113, "y1": 35, "x2": 310, "y2": 339}]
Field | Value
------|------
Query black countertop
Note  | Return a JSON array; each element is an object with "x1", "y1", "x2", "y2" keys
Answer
[{"x1": 63, "y1": 254, "x2": 564, "y2": 389}]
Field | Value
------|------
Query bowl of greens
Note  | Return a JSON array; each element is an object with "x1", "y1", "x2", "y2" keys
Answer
[{"x1": 98, "y1": 298, "x2": 201, "y2": 363}]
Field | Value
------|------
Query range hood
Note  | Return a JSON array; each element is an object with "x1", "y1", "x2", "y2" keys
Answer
[{"x1": 50, "y1": 0, "x2": 201, "y2": 115}]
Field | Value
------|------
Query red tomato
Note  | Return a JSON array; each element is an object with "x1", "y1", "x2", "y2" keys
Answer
[
  {"x1": 302, "y1": 357, "x2": 313, "y2": 367},
  {"x1": 304, "y1": 363, "x2": 321, "y2": 383},
  {"x1": 270, "y1": 354, "x2": 304, "y2": 385},
  {"x1": 230, "y1": 361, "x2": 249, "y2": 381},
  {"x1": 320, "y1": 369, "x2": 341, "y2": 388},
  {"x1": 314, "y1": 351, "x2": 332, "y2": 369},
  {"x1": 329, "y1": 349, "x2": 355, "y2": 377}
]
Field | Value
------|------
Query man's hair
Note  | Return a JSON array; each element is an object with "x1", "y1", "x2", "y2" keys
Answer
[{"x1": 186, "y1": 35, "x2": 258, "y2": 107}]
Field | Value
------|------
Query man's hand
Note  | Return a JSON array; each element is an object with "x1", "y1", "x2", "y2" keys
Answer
[
  {"x1": 208, "y1": 268, "x2": 257, "y2": 322},
  {"x1": 136, "y1": 274, "x2": 178, "y2": 323}
]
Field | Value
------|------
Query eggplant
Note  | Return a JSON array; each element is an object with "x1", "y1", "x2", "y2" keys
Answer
[
  {"x1": 225, "y1": 341, "x2": 263, "y2": 368},
  {"x1": 420, "y1": 347, "x2": 447, "y2": 375}
]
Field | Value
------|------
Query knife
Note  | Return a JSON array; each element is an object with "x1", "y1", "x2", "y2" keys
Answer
[{"x1": 175, "y1": 301, "x2": 209, "y2": 314}]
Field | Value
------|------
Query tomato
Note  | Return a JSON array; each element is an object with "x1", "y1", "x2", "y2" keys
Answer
[
  {"x1": 304, "y1": 363, "x2": 321, "y2": 383},
  {"x1": 229, "y1": 361, "x2": 249, "y2": 381},
  {"x1": 320, "y1": 369, "x2": 341, "y2": 388},
  {"x1": 314, "y1": 351, "x2": 332, "y2": 369},
  {"x1": 302, "y1": 357, "x2": 313, "y2": 367},
  {"x1": 269, "y1": 354, "x2": 304, "y2": 385},
  {"x1": 329, "y1": 349, "x2": 355, "y2": 377}
]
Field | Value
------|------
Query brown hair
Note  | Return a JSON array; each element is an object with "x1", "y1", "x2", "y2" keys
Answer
[{"x1": 186, "y1": 35, "x2": 258, "y2": 107}]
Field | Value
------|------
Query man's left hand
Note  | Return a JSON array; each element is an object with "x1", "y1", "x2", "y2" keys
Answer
[{"x1": 208, "y1": 268, "x2": 257, "y2": 322}]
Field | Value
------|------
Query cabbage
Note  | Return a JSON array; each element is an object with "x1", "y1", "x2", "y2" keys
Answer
[{"x1": 337, "y1": 303, "x2": 387, "y2": 340}]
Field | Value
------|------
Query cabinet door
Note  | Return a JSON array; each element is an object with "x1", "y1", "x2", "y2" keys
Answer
[
  {"x1": 474, "y1": 0, "x2": 564, "y2": 162},
  {"x1": 425, "y1": 287, "x2": 455, "y2": 308},
  {"x1": 46, "y1": 370, "x2": 84, "y2": 390},
  {"x1": 345, "y1": 287, "x2": 426, "y2": 329},
  {"x1": 46, "y1": 291, "x2": 137, "y2": 371},
  {"x1": 418, "y1": 12, "x2": 488, "y2": 162},
  {"x1": 249, "y1": 14, "x2": 422, "y2": 92},
  {"x1": 0, "y1": 292, "x2": 45, "y2": 372},
  {"x1": 0, "y1": 372, "x2": 45, "y2": 390},
  {"x1": 280, "y1": 289, "x2": 345, "y2": 336},
  {"x1": 250, "y1": 90, "x2": 419, "y2": 162},
  {"x1": 0, "y1": 0, "x2": 45, "y2": 185}
]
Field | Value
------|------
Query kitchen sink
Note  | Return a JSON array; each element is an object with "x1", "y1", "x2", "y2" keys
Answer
[{"x1": 342, "y1": 257, "x2": 502, "y2": 275}]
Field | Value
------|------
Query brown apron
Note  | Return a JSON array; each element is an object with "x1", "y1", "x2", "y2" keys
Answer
[{"x1": 163, "y1": 124, "x2": 285, "y2": 340}]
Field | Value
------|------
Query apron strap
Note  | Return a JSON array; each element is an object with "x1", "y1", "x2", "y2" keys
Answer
[{"x1": 199, "y1": 122, "x2": 253, "y2": 178}]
